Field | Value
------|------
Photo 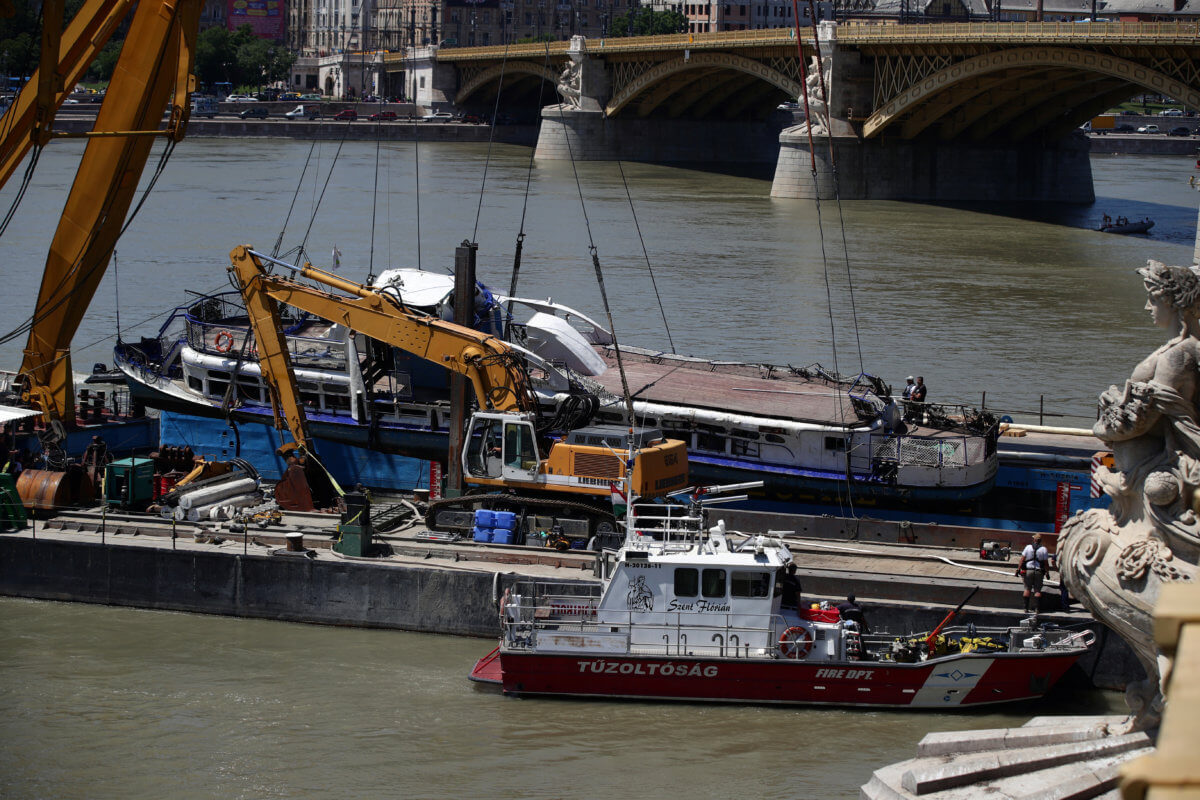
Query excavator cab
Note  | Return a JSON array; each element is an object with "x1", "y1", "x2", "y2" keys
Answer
[{"x1": 465, "y1": 412, "x2": 540, "y2": 482}]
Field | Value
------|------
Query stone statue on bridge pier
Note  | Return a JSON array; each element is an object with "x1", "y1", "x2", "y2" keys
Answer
[
  {"x1": 799, "y1": 55, "x2": 831, "y2": 136},
  {"x1": 1059, "y1": 258, "x2": 1200, "y2": 733},
  {"x1": 556, "y1": 35, "x2": 587, "y2": 110}
]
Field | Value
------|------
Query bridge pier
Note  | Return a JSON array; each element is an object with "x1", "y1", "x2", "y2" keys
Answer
[
  {"x1": 771, "y1": 128, "x2": 1095, "y2": 203},
  {"x1": 535, "y1": 106, "x2": 788, "y2": 163}
]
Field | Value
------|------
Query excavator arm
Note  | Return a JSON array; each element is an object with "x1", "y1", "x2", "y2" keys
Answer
[
  {"x1": 8, "y1": 0, "x2": 201, "y2": 431},
  {"x1": 227, "y1": 246, "x2": 535, "y2": 452}
]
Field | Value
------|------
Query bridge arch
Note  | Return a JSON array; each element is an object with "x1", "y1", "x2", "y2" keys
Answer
[
  {"x1": 455, "y1": 62, "x2": 559, "y2": 106},
  {"x1": 606, "y1": 52, "x2": 803, "y2": 118},
  {"x1": 864, "y1": 47, "x2": 1200, "y2": 140}
]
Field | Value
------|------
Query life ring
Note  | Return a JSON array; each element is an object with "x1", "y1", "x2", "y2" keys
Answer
[
  {"x1": 214, "y1": 330, "x2": 236, "y2": 354},
  {"x1": 779, "y1": 626, "x2": 814, "y2": 659}
]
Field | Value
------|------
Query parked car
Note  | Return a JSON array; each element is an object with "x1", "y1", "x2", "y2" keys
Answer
[
  {"x1": 1168, "y1": 126, "x2": 1193, "y2": 136},
  {"x1": 1136, "y1": 124, "x2": 1159, "y2": 134},
  {"x1": 300, "y1": 93, "x2": 322, "y2": 101},
  {"x1": 280, "y1": 92, "x2": 301, "y2": 101},
  {"x1": 238, "y1": 106, "x2": 269, "y2": 119},
  {"x1": 332, "y1": 108, "x2": 358, "y2": 121},
  {"x1": 1114, "y1": 124, "x2": 1135, "y2": 132},
  {"x1": 284, "y1": 104, "x2": 320, "y2": 120},
  {"x1": 368, "y1": 110, "x2": 398, "y2": 121},
  {"x1": 1158, "y1": 108, "x2": 1184, "y2": 117},
  {"x1": 421, "y1": 111, "x2": 454, "y2": 121},
  {"x1": 461, "y1": 113, "x2": 483, "y2": 124},
  {"x1": 226, "y1": 94, "x2": 257, "y2": 103}
]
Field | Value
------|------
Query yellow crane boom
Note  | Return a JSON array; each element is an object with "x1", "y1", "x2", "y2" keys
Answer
[
  {"x1": 227, "y1": 245, "x2": 535, "y2": 451},
  {"x1": 4, "y1": 0, "x2": 200, "y2": 432}
]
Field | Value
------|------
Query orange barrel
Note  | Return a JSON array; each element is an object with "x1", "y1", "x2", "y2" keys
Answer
[{"x1": 16, "y1": 469, "x2": 73, "y2": 511}]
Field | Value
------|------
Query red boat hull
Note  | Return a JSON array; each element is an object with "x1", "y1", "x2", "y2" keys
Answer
[{"x1": 483, "y1": 650, "x2": 1081, "y2": 708}]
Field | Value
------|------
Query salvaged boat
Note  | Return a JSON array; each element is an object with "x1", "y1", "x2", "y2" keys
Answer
[
  {"x1": 115, "y1": 267, "x2": 999, "y2": 508},
  {"x1": 1097, "y1": 217, "x2": 1154, "y2": 235},
  {"x1": 469, "y1": 491, "x2": 1093, "y2": 708}
]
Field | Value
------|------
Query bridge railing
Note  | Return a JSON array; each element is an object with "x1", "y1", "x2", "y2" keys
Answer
[
  {"x1": 839, "y1": 20, "x2": 1200, "y2": 44},
  {"x1": 437, "y1": 21, "x2": 1200, "y2": 61}
]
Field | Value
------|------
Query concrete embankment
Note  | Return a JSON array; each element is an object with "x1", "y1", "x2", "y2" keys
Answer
[
  {"x1": 0, "y1": 509, "x2": 1140, "y2": 692},
  {"x1": 50, "y1": 113, "x2": 537, "y2": 145},
  {"x1": 1088, "y1": 131, "x2": 1200, "y2": 155}
]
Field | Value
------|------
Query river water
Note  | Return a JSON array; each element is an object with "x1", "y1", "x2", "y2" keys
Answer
[
  {"x1": 0, "y1": 139, "x2": 1189, "y2": 797},
  {"x1": 0, "y1": 597, "x2": 1124, "y2": 800},
  {"x1": 2, "y1": 138, "x2": 1198, "y2": 424}
]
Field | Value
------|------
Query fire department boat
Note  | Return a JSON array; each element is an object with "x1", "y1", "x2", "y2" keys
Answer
[{"x1": 469, "y1": 488, "x2": 1093, "y2": 708}]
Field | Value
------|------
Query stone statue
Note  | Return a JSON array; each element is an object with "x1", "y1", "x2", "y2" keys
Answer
[
  {"x1": 799, "y1": 55, "x2": 830, "y2": 135},
  {"x1": 1059, "y1": 259, "x2": 1200, "y2": 732},
  {"x1": 556, "y1": 35, "x2": 586, "y2": 109}
]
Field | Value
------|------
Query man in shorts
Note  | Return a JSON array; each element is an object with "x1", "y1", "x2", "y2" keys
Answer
[{"x1": 1019, "y1": 533, "x2": 1050, "y2": 613}]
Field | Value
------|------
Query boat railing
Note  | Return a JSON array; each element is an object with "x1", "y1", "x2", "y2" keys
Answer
[
  {"x1": 502, "y1": 587, "x2": 795, "y2": 659},
  {"x1": 0, "y1": 368, "x2": 17, "y2": 394},
  {"x1": 870, "y1": 431, "x2": 992, "y2": 469},
  {"x1": 184, "y1": 317, "x2": 348, "y2": 368}
]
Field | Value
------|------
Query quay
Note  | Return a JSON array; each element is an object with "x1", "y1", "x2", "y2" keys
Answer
[{"x1": 0, "y1": 503, "x2": 1139, "y2": 691}]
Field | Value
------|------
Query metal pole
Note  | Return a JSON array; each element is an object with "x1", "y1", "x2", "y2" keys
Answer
[
  {"x1": 447, "y1": 240, "x2": 478, "y2": 497},
  {"x1": 1040, "y1": 395, "x2": 1044, "y2": 426},
  {"x1": 172, "y1": 516, "x2": 176, "y2": 549}
]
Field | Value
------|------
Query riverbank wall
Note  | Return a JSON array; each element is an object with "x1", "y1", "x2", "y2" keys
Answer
[
  {"x1": 50, "y1": 115, "x2": 538, "y2": 145},
  {"x1": 0, "y1": 527, "x2": 1140, "y2": 691}
]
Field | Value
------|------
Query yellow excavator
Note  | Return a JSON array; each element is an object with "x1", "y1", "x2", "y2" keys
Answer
[{"x1": 227, "y1": 245, "x2": 689, "y2": 539}]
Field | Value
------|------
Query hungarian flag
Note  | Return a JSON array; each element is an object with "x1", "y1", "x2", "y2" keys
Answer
[{"x1": 609, "y1": 481, "x2": 627, "y2": 520}]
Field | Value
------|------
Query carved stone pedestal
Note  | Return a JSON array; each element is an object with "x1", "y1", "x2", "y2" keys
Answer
[{"x1": 861, "y1": 716, "x2": 1153, "y2": 799}]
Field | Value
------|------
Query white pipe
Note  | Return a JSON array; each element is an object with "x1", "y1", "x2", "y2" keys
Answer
[
  {"x1": 178, "y1": 478, "x2": 258, "y2": 510},
  {"x1": 187, "y1": 493, "x2": 260, "y2": 522}
]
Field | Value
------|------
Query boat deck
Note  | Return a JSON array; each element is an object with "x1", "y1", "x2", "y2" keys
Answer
[
  {"x1": 591, "y1": 347, "x2": 866, "y2": 426},
  {"x1": 590, "y1": 347, "x2": 964, "y2": 438}
]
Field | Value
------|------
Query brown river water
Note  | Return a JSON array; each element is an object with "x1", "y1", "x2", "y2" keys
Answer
[
  {"x1": 0, "y1": 138, "x2": 1191, "y2": 798},
  {"x1": 0, "y1": 597, "x2": 1124, "y2": 800}
]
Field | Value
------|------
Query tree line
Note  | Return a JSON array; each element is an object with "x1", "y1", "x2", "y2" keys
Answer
[{"x1": 0, "y1": 1, "x2": 291, "y2": 92}]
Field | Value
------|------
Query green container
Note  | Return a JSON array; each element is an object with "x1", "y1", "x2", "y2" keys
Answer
[
  {"x1": 0, "y1": 473, "x2": 26, "y2": 530},
  {"x1": 104, "y1": 457, "x2": 156, "y2": 510},
  {"x1": 333, "y1": 524, "x2": 371, "y2": 557}
]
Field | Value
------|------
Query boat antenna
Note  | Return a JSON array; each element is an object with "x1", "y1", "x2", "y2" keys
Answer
[
  {"x1": 412, "y1": 115, "x2": 422, "y2": 270},
  {"x1": 616, "y1": 159, "x2": 675, "y2": 354},
  {"x1": 112, "y1": 248, "x2": 121, "y2": 341},
  {"x1": 504, "y1": 41, "x2": 555, "y2": 340},
  {"x1": 367, "y1": 126, "x2": 383, "y2": 284}
]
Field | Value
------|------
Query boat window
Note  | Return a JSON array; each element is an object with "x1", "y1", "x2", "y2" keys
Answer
[
  {"x1": 696, "y1": 432, "x2": 725, "y2": 453},
  {"x1": 731, "y1": 440, "x2": 759, "y2": 457},
  {"x1": 732, "y1": 429, "x2": 759, "y2": 440},
  {"x1": 764, "y1": 434, "x2": 786, "y2": 444},
  {"x1": 674, "y1": 568, "x2": 698, "y2": 597},
  {"x1": 701, "y1": 569, "x2": 726, "y2": 598},
  {"x1": 731, "y1": 571, "x2": 771, "y2": 598},
  {"x1": 187, "y1": 375, "x2": 203, "y2": 391},
  {"x1": 208, "y1": 379, "x2": 228, "y2": 397},
  {"x1": 825, "y1": 436, "x2": 847, "y2": 452}
]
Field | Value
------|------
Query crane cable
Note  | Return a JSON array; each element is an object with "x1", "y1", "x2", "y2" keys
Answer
[
  {"x1": 503, "y1": 42, "x2": 555, "y2": 339},
  {"x1": 790, "y1": 2, "x2": 857, "y2": 519},
  {"x1": 471, "y1": 40, "x2": 512, "y2": 242},
  {"x1": 553, "y1": 99, "x2": 637, "y2": 432},
  {"x1": 0, "y1": 136, "x2": 178, "y2": 353},
  {"x1": 271, "y1": 139, "x2": 321, "y2": 258},
  {"x1": 616, "y1": 159, "x2": 675, "y2": 354}
]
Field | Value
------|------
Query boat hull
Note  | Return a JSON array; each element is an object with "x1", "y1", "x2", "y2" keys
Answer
[{"x1": 484, "y1": 650, "x2": 1081, "y2": 708}]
